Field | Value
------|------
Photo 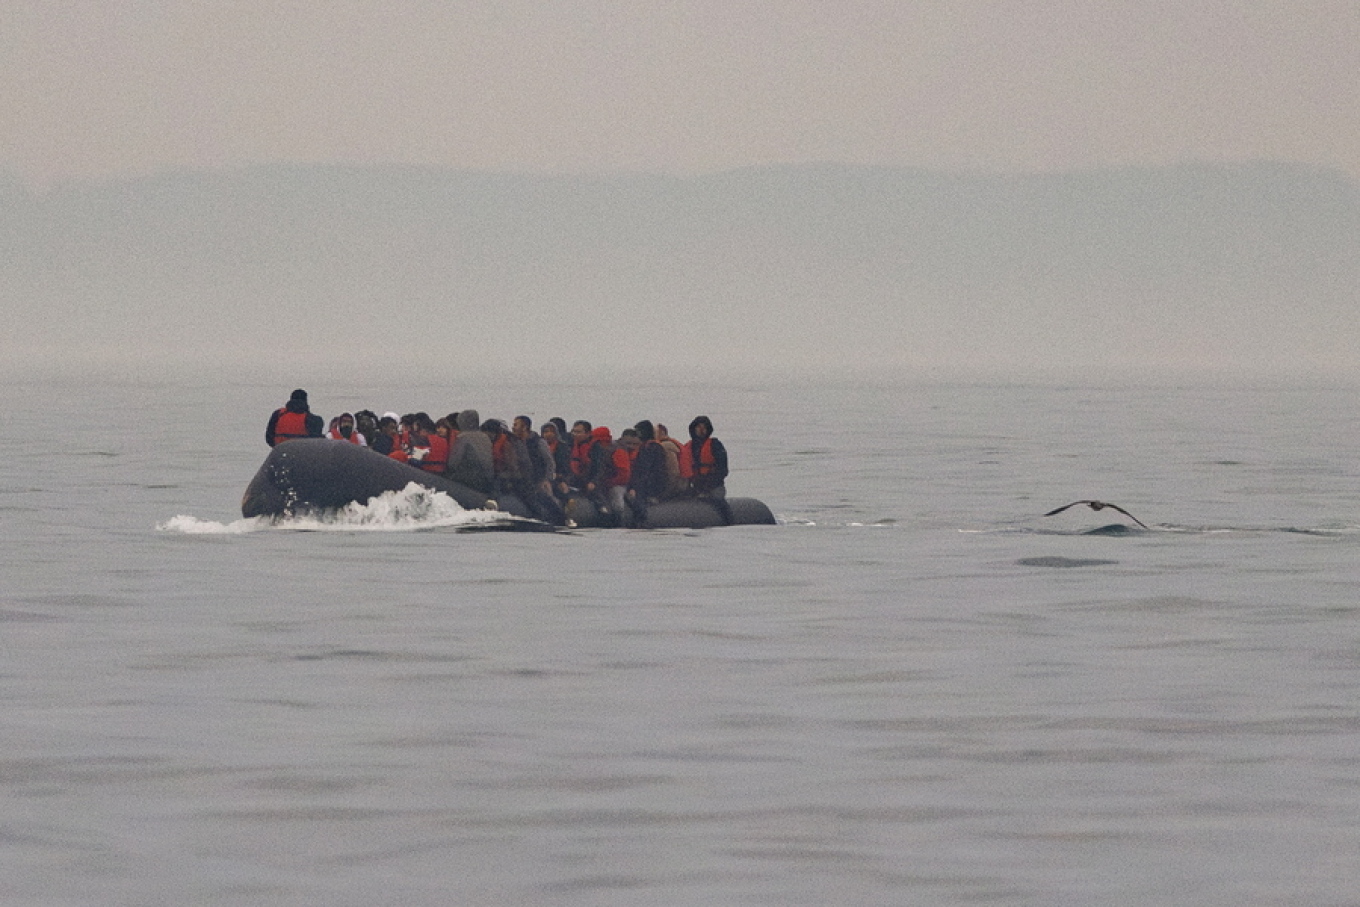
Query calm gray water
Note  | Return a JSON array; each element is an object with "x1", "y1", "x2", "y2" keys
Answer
[{"x1": 4, "y1": 375, "x2": 1359, "y2": 906}]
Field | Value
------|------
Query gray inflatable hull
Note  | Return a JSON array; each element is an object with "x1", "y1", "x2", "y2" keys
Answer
[{"x1": 241, "y1": 439, "x2": 775, "y2": 528}]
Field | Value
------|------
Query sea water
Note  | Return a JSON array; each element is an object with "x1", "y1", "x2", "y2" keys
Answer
[{"x1": 3, "y1": 374, "x2": 1359, "y2": 906}]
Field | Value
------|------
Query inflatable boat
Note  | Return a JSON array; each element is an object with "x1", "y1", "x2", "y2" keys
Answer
[{"x1": 241, "y1": 439, "x2": 776, "y2": 529}]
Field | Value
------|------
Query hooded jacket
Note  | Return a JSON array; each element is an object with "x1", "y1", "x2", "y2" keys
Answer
[
  {"x1": 326, "y1": 413, "x2": 367, "y2": 445},
  {"x1": 445, "y1": 409, "x2": 494, "y2": 492},
  {"x1": 686, "y1": 416, "x2": 729, "y2": 494}
]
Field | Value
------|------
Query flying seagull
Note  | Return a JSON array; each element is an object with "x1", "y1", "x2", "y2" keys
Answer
[{"x1": 1043, "y1": 500, "x2": 1148, "y2": 529}]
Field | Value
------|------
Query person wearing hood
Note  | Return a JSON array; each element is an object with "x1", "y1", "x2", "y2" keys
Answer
[
  {"x1": 326, "y1": 412, "x2": 367, "y2": 446},
  {"x1": 444, "y1": 409, "x2": 495, "y2": 493},
  {"x1": 685, "y1": 415, "x2": 733, "y2": 524},
  {"x1": 266, "y1": 389, "x2": 324, "y2": 446}
]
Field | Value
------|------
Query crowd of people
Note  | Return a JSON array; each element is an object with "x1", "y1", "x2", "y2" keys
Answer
[{"x1": 265, "y1": 388, "x2": 732, "y2": 526}]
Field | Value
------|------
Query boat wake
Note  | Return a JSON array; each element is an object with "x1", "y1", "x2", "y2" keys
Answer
[{"x1": 159, "y1": 483, "x2": 541, "y2": 535}]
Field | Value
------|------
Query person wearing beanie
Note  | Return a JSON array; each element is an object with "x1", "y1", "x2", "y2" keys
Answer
[{"x1": 265, "y1": 389, "x2": 324, "y2": 446}]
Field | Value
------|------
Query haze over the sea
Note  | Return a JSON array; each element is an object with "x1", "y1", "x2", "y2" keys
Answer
[
  {"x1": 3, "y1": 2, "x2": 1356, "y2": 381},
  {"x1": 3, "y1": 162, "x2": 1357, "y2": 380}
]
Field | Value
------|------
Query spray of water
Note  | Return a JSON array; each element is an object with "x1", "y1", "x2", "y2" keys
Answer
[{"x1": 158, "y1": 483, "x2": 517, "y2": 534}]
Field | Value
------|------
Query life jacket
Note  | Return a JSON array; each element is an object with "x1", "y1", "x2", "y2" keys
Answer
[
  {"x1": 678, "y1": 441, "x2": 694, "y2": 479},
  {"x1": 606, "y1": 446, "x2": 631, "y2": 488},
  {"x1": 692, "y1": 438, "x2": 718, "y2": 476},
  {"x1": 420, "y1": 434, "x2": 449, "y2": 474},
  {"x1": 273, "y1": 408, "x2": 310, "y2": 444},
  {"x1": 326, "y1": 424, "x2": 363, "y2": 444},
  {"x1": 490, "y1": 433, "x2": 513, "y2": 477},
  {"x1": 569, "y1": 437, "x2": 596, "y2": 479}
]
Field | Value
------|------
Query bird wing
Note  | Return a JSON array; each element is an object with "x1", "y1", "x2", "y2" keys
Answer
[
  {"x1": 1101, "y1": 502, "x2": 1148, "y2": 529},
  {"x1": 1043, "y1": 501, "x2": 1093, "y2": 517}
]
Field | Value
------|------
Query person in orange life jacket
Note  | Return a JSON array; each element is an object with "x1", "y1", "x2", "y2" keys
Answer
[
  {"x1": 407, "y1": 413, "x2": 448, "y2": 474},
  {"x1": 654, "y1": 423, "x2": 687, "y2": 500},
  {"x1": 558, "y1": 420, "x2": 595, "y2": 496},
  {"x1": 617, "y1": 428, "x2": 641, "y2": 461},
  {"x1": 266, "y1": 389, "x2": 324, "y2": 446},
  {"x1": 686, "y1": 415, "x2": 733, "y2": 525},
  {"x1": 326, "y1": 412, "x2": 367, "y2": 445},
  {"x1": 625, "y1": 421, "x2": 669, "y2": 525},
  {"x1": 511, "y1": 415, "x2": 569, "y2": 526}
]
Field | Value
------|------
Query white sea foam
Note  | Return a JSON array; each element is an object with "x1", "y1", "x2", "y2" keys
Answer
[{"x1": 157, "y1": 483, "x2": 515, "y2": 534}]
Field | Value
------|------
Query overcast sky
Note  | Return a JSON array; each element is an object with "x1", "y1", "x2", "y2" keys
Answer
[{"x1": 3, "y1": 1, "x2": 1357, "y2": 186}]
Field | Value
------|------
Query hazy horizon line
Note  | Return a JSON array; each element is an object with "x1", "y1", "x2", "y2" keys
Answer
[{"x1": 6, "y1": 155, "x2": 1357, "y2": 194}]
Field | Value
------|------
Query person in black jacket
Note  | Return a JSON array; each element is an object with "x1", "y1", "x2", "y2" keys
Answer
[
  {"x1": 687, "y1": 415, "x2": 732, "y2": 525},
  {"x1": 512, "y1": 416, "x2": 568, "y2": 526},
  {"x1": 625, "y1": 420, "x2": 669, "y2": 526}
]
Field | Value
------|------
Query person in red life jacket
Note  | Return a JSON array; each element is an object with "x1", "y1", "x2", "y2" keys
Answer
[
  {"x1": 436, "y1": 415, "x2": 459, "y2": 449},
  {"x1": 398, "y1": 414, "x2": 416, "y2": 454},
  {"x1": 266, "y1": 389, "x2": 324, "y2": 446},
  {"x1": 686, "y1": 415, "x2": 733, "y2": 525},
  {"x1": 624, "y1": 421, "x2": 669, "y2": 526},
  {"x1": 558, "y1": 420, "x2": 596, "y2": 498},
  {"x1": 326, "y1": 412, "x2": 367, "y2": 445},
  {"x1": 617, "y1": 428, "x2": 641, "y2": 464},
  {"x1": 406, "y1": 413, "x2": 448, "y2": 474}
]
